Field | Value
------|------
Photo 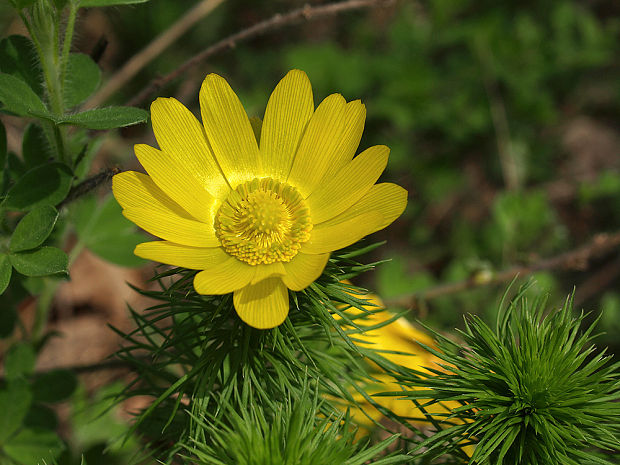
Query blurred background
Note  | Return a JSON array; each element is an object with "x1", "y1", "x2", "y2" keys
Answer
[{"x1": 1, "y1": 0, "x2": 619, "y2": 463}]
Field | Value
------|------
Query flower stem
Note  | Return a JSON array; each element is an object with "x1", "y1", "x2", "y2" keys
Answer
[
  {"x1": 21, "y1": 2, "x2": 80, "y2": 164},
  {"x1": 60, "y1": 1, "x2": 78, "y2": 89}
]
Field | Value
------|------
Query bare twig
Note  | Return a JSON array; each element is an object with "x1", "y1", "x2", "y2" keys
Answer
[
  {"x1": 574, "y1": 257, "x2": 620, "y2": 306},
  {"x1": 59, "y1": 168, "x2": 119, "y2": 208},
  {"x1": 84, "y1": 0, "x2": 225, "y2": 109},
  {"x1": 127, "y1": 0, "x2": 395, "y2": 107},
  {"x1": 386, "y1": 232, "x2": 620, "y2": 308}
]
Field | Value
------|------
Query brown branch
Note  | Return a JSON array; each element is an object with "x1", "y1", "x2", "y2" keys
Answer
[
  {"x1": 574, "y1": 256, "x2": 620, "y2": 306},
  {"x1": 59, "y1": 168, "x2": 119, "y2": 208},
  {"x1": 84, "y1": 0, "x2": 225, "y2": 109},
  {"x1": 127, "y1": 0, "x2": 396, "y2": 107},
  {"x1": 386, "y1": 231, "x2": 620, "y2": 308}
]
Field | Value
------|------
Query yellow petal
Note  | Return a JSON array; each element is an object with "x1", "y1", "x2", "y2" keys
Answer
[
  {"x1": 326, "y1": 183, "x2": 408, "y2": 231},
  {"x1": 199, "y1": 73, "x2": 261, "y2": 188},
  {"x1": 323, "y1": 100, "x2": 366, "y2": 180},
  {"x1": 193, "y1": 257, "x2": 255, "y2": 294},
  {"x1": 151, "y1": 97, "x2": 229, "y2": 200},
  {"x1": 251, "y1": 262, "x2": 286, "y2": 285},
  {"x1": 301, "y1": 211, "x2": 383, "y2": 255},
  {"x1": 287, "y1": 93, "x2": 346, "y2": 197},
  {"x1": 260, "y1": 70, "x2": 314, "y2": 182},
  {"x1": 135, "y1": 144, "x2": 217, "y2": 224},
  {"x1": 113, "y1": 171, "x2": 218, "y2": 247},
  {"x1": 303, "y1": 184, "x2": 407, "y2": 254},
  {"x1": 233, "y1": 278, "x2": 289, "y2": 329},
  {"x1": 134, "y1": 241, "x2": 228, "y2": 269},
  {"x1": 281, "y1": 252, "x2": 330, "y2": 291},
  {"x1": 113, "y1": 170, "x2": 190, "y2": 217},
  {"x1": 123, "y1": 208, "x2": 218, "y2": 247},
  {"x1": 306, "y1": 145, "x2": 389, "y2": 223}
]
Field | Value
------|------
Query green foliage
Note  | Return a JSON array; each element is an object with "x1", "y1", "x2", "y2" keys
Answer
[
  {"x1": 0, "y1": 254, "x2": 11, "y2": 294},
  {"x1": 0, "y1": 35, "x2": 43, "y2": 98},
  {"x1": 4, "y1": 162, "x2": 73, "y2": 211},
  {"x1": 79, "y1": 0, "x2": 150, "y2": 7},
  {"x1": 64, "y1": 53, "x2": 101, "y2": 108},
  {"x1": 187, "y1": 384, "x2": 405, "y2": 465},
  {"x1": 377, "y1": 256, "x2": 435, "y2": 300},
  {"x1": 58, "y1": 106, "x2": 148, "y2": 129},
  {"x1": 0, "y1": 358, "x2": 77, "y2": 465},
  {"x1": 60, "y1": 382, "x2": 143, "y2": 465},
  {"x1": 72, "y1": 194, "x2": 146, "y2": 267},
  {"x1": 0, "y1": 380, "x2": 32, "y2": 443},
  {"x1": 391, "y1": 285, "x2": 620, "y2": 464},
  {"x1": 32, "y1": 369, "x2": 78, "y2": 403},
  {"x1": 4, "y1": 343, "x2": 36, "y2": 380},
  {"x1": 10, "y1": 205, "x2": 58, "y2": 253},
  {"x1": 22, "y1": 123, "x2": 50, "y2": 168},
  {"x1": 113, "y1": 243, "x2": 408, "y2": 463},
  {"x1": 0, "y1": 72, "x2": 51, "y2": 119},
  {"x1": 3, "y1": 428, "x2": 65, "y2": 465},
  {"x1": 9, "y1": 246, "x2": 68, "y2": 277},
  {"x1": 485, "y1": 190, "x2": 566, "y2": 262},
  {"x1": 0, "y1": 120, "x2": 6, "y2": 170}
]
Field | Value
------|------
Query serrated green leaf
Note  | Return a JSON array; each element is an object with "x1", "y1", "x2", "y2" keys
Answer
[
  {"x1": 4, "y1": 343, "x2": 36, "y2": 380},
  {"x1": 32, "y1": 370, "x2": 78, "y2": 403},
  {"x1": 0, "y1": 35, "x2": 43, "y2": 98},
  {"x1": 3, "y1": 428, "x2": 64, "y2": 464},
  {"x1": 0, "y1": 253, "x2": 11, "y2": 295},
  {"x1": 0, "y1": 381, "x2": 32, "y2": 442},
  {"x1": 64, "y1": 53, "x2": 101, "y2": 108},
  {"x1": 59, "y1": 106, "x2": 148, "y2": 129},
  {"x1": 4, "y1": 162, "x2": 73, "y2": 211},
  {"x1": 9, "y1": 246, "x2": 68, "y2": 277},
  {"x1": 74, "y1": 195, "x2": 146, "y2": 267},
  {"x1": 80, "y1": 0, "x2": 149, "y2": 6},
  {"x1": 0, "y1": 73, "x2": 51, "y2": 119},
  {"x1": 10, "y1": 205, "x2": 59, "y2": 253},
  {"x1": 22, "y1": 123, "x2": 50, "y2": 168}
]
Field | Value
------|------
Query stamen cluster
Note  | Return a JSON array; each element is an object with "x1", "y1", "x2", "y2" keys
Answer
[{"x1": 215, "y1": 178, "x2": 312, "y2": 265}]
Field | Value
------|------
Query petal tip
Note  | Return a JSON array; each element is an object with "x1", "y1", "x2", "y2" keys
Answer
[
  {"x1": 133, "y1": 242, "x2": 147, "y2": 258},
  {"x1": 233, "y1": 279, "x2": 290, "y2": 329}
]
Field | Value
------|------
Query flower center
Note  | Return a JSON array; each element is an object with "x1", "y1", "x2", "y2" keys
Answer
[{"x1": 215, "y1": 178, "x2": 312, "y2": 265}]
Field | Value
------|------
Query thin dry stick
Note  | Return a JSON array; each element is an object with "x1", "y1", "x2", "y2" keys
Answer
[
  {"x1": 58, "y1": 168, "x2": 119, "y2": 208},
  {"x1": 127, "y1": 0, "x2": 395, "y2": 107},
  {"x1": 386, "y1": 231, "x2": 620, "y2": 308},
  {"x1": 84, "y1": 0, "x2": 226, "y2": 109}
]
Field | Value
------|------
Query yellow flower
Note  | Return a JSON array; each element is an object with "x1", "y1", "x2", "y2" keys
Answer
[
  {"x1": 340, "y1": 293, "x2": 447, "y2": 422},
  {"x1": 343, "y1": 293, "x2": 474, "y2": 456},
  {"x1": 112, "y1": 70, "x2": 407, "y2": 329}
]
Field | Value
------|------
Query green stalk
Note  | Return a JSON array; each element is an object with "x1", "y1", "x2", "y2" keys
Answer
[
  {"x1": 25, "y1": 1, "x2": 82, "y2": 339},
  {"x1": 60, "y1": 1, "x2": 78, "y2": 85},
  {"x1": 21, "y1": 2, "x2": 78, "y2": 164}
]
